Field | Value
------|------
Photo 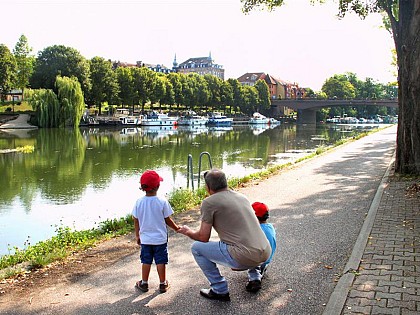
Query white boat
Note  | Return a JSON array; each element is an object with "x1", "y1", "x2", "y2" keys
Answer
[
  {"x1": 249, "y1": 112, "x2": 270, "y2": 124},
  {"x1": 119, "y1": 115, "x2": 141, "y2": 126},
  {"x1": 177, "y1": 111, "x2": 208, "y2": 126},
  {"x1": 269, "y1": 117, "x2": 280, "y2": 125},
  {"x1": 207, "y1": 112, "x2": 233, "y2": 126},
  {"x1": 140, "y1": 111, "x2": 178, "y2": 126}
]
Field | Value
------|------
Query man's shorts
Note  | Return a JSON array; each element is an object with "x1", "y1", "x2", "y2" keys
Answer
[{"x1": 140, "y1": 243, "x2": 168, "y2": 264}]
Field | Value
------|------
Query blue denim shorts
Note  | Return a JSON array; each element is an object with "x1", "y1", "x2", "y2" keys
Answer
[{"x1": 140, "y1": 243, "x2": 168, "y2": 265}]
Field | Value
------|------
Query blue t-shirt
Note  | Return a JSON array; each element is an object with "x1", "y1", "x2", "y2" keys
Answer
[{"x1": 260, "y1": 223, "x2": 276, "y2": 264}]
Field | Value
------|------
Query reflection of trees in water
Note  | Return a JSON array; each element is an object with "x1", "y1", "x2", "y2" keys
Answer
[{"x1": 1, "y1": 125, "x2": 351, "y2": 210}]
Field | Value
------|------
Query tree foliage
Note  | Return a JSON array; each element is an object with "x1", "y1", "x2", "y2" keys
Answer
[
  {"x1": 322, "y1": 74, "x2": 356, "y2": 99},
  {"x1": 31, "y1": 45, "x2": 91, "y2": 96},
  {"x1": 255, "y1": 79, "x2": 271, "y2": 111},
  {"x1": 55, "y1": 76, "x2": 85, "y2": 128},
  {"x1": 88, "y1": 56, "x2": 119, "y2": 114},
  {"x1": 13, "y1": 34, "x2": 35, "y2": 96},
  {"x1": 0, "y1": 44, "x2": 16, "y2": 100},
  {"x1": 26, "y1": 76, "x2": 85, "y2": 128}
]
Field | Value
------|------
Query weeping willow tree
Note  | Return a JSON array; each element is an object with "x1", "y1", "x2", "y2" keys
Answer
[
  {"x1": 25, "y1": 76, "x2": 85, "y2": 128},
  {"x1": 55, "y1": 76, "x2": 85, "y2": 128},
  {"x1": 25, "y1": 88, "x2": 60, "y2": 128}
]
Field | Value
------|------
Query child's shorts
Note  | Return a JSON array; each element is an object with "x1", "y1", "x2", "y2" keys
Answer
[{"x1": 140, "y1": 243, "x2": 168, "y2": 264}]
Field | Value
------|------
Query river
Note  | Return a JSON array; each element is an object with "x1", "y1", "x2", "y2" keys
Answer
[{"x1": 0, "y1": 123, "x2": 380, "y2": 255}]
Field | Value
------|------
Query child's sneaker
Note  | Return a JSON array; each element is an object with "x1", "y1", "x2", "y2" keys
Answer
[
  {"x1": 135, "y1": 280, "x2": 148, "y2": 292},
  {"x1": 246, "y1": 280, "x2": 262, "y2": 292},
  {"x1": 159, "y1": 280, "x2": 170, "y2": 293}
]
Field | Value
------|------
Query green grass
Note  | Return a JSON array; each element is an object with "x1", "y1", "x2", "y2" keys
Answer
[
  {"x1": 0, "y1": 101, "x2": 33, "y2": 113},
  {"x1": 0, "y1": 216, "x2": 134, "y2": 280}
]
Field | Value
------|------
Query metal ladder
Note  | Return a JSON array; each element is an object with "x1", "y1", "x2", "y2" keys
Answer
[{"x1": 187, "y1": 152, "x2": 213, "y2": 190}]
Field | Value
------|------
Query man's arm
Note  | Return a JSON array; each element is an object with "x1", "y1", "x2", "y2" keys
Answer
[{"x1": 178, "y1": 221, "x2": 212, "y2": 242}]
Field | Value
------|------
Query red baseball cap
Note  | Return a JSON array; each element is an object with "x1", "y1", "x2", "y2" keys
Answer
[
  {"x1": 252, "y1": 202, "x2": 269, "y2": 218},
  {"x1": 140, "y1": 170, "x2": 163, "y2": 191}
]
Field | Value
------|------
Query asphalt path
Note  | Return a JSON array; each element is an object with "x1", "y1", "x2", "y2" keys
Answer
[{"x1": 0, "y1": 125, "x2": 397, "y2": 315}]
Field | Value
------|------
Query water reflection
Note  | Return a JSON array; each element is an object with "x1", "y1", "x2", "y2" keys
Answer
[{"x1": 0, "y1": 123, "x2": 367, "y2": 254}]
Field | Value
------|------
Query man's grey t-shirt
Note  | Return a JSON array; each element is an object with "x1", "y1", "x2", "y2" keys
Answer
[{"x1": 200, "y1": 190, "x2": 271, "y2": 267}]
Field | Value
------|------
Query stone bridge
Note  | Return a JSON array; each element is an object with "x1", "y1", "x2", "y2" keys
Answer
[{"x1": 271, "y1": 99, "x2": 398, "y2": 124}]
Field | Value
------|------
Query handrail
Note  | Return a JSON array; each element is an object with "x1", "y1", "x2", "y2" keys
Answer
[
  {"x1": 187, "y1": 152, "x2": 213, "y2": 190},
  {"x1": 198, "y1": 151, "x2": 213, "y2": 188},
  {"x1": 187, "y1": 154, "x2": 194, "y2": 190}
]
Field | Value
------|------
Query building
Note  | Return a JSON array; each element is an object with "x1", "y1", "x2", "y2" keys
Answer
[
  {"x1": 0, "y1": 89, "x2": 23, "y2": 102},
  {"x1": 237, "y1": 72, "x2": 305, "y2": 116},
  {"x1": 112, "y1": 60, "x2": 173, "y2": 74},
  {"x1": 175, "y1": 53, "x2": 224, "y2": 80}
]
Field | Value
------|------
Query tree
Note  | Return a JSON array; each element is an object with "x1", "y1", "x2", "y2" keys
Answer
[
  {"x1": 132, "y1": 67, "x2": 156, "y2": 111},
  {"x1": 241, "y1": 0, "x2": 420, "y2": 174},
  {"x1": 13, "y1": 34, "x2": 35, "y2": 98},
  {"x1": 254, "y1": 79, "x2": 271, "y2": 112},
  {"x1": 159, "y1": 75, "x2": 175, "y2": 108},
  {"x1": 26, "y1": 76, "x2": 84, "y2": 128},
  {"x1": 227, "y1": 78, "x2": 242, "y2": 113},
  {"x1": 0, "y1": 44, "x2": 16, "y2": 101},
  {"x1": 220, "y1": 80, "x2": 234, "y2": 113},
  {"x1": 89, "y1": 57, "x2": 119, "y2": 114},
  {"x1": 322, "y1": 74, "x2": 356, "y2": 99},
  {"x1": 167, "y1": 73, "x2": 184, "y2": 107},
  {"x1": 116, "y1": 67, "x2": 136, "y2": 108},
  {"x1": 31, "y1": 45, "x2": 91, "y2": 97},
  {"x1": 55, "y1": 76, "x2": 85, "y2": 128}
]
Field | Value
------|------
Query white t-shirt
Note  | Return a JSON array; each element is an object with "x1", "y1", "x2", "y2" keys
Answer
[{"x1": 132, "y1": 195, "x2": 174, "y2": 245}]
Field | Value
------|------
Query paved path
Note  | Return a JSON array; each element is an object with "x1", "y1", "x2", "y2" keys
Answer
[
  {"x1": 341, "y1": 174, "x2": 419, "y2": 314},
  {"x1": 1, "y1": 125, "x2": 417, "y2": 315},
  {"x1": 0, "y1": 114, "x2": 37, "y2": 129}
]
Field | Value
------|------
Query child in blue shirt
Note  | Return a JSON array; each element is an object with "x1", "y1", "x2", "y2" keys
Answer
[{"x1": 246, "y1": 202, "x2": 277, "y2": 292}]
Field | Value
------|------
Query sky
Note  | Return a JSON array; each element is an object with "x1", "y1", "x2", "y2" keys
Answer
[{"x1": 2, "y1": 0, "x2": 396, "y2": 91}]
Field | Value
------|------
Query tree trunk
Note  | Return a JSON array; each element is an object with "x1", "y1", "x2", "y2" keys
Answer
[{"x1": 394, "y1": 0, "x2": 420, "y2": 175}]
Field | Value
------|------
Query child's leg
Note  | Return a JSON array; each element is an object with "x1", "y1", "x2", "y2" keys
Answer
[
  {"x1": 142, "y1": 263, "x2": 152, "y2": 282},
  {"x1": 156, "y1": 264, "x2": 166, "y2": 283}
]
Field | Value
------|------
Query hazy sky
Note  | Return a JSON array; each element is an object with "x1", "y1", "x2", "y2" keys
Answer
[{"x1": 2, "y1": 0, "x2": 396, "y2": 90}]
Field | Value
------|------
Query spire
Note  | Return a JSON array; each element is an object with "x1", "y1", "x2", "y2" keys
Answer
[
  {"x1": 209, "y1": 51, "x2": 212, "y2": 61},
  {"x1": 173, "y1": 53, "x2": 178, "y2": 68}
]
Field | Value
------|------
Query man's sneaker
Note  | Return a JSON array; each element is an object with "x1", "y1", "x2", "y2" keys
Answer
[
  {"x1": 199, "y1": 288, "x2": 231, "y2": 301},
  {"x1": 135, "y1": 280, "x2": 148, "y2": 292},
  {"x1": 246, "y1": 280, "x2": 262, "y2": 292},
  {"x1": 159, "y1": 281, "x2": 170, "y2": 293}
]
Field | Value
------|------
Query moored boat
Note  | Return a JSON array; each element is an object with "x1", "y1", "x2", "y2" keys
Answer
[
  {"x1": 177, "y1": 111, "x2": 208, "y2": 126},
  {"x1": 249, "y1": 112, "x2": 270, "y2": 124},
  {"x1": 207, "y1": 112, "x2": 233, "y2": 126},
  {"x1": 140, "y1": 111, "x2": 178, "y2": 126}
]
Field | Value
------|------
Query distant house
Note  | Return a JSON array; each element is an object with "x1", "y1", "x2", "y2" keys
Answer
[
  {"x1": 175, "y1": 53, "x2": 224, "y2": 80},
  {"x1": 1, "y1": 89, "x2": 23, "y2": 102},
  {"x1": 237, "y1": 72, "x2": 305, "y2": 100},
  {"x1": 237, "y1": 72, "x2": 305, "y2": 116},
  {"x1": 112, "y1": 60, "x2": 173, "y2": 74}
]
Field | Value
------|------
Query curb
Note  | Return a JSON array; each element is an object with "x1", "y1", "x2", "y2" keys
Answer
[{"x1": 322, "y1": 152, "x2": 395, "y2": 315}]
